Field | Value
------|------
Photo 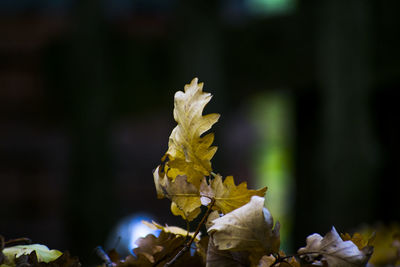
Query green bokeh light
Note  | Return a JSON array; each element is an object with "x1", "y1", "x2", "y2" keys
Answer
[
  {"x1": 248, "y1": 0, "x2": 296, "y2": 16},
  {"x1": 250, "y1": 91, "x2": 294, "y2": 252}
]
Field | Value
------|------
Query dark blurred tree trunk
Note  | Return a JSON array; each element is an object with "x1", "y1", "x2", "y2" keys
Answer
[
  {"x1": 66, "y1": 0, "x2": 115, "y2": 263},
  {"x1": 315, "y1": 0, "x2": 378, "y2": 230},
  {"x1": 170, "y1": 0, "x2": 226, "y2": 109}
]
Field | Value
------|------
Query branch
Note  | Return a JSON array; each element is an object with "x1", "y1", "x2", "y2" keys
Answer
[{"x1": 164, "y1": 198, "x2": 216, "y2": 267}]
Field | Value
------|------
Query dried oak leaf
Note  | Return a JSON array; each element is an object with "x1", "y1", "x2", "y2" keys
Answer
[
  {"x1": 258, "y1": 252, "x2": 300, "y2": 267},
  {"x1": 208, "y1": 196, "x2": 280, "y2": 265},
  {"x1": 206, "y1": 236, "x2": 249, "y2": 267},
  {"x1": 113, "y1": 232, "x2": 183, "y2": 267},
  {"x1": 170, "y1": 202, "x2": 202, "y2": 222},
  {"x1": 340, "y1": 232, "x2": 374, "y2": 251},
  {"x1": 114, "y1": 231, "x2": 202, "y2": 267},
  {"x1": 298, "y1": 227, "x2": 373, "y2": 267},
  {"x1": 257, "y1": 255, "x2": 276, "y2": 267},
  {"x1": 200, "y1": 174, "x2": 267, "y2": 214},
  {"x1": 162, "y1": 78, "x2": 220, "y2": 188},
  {"x1": 153, "y1": 167, "x2": 202, "y2": 221},
  {"x1": 205, "y1": 211, "x2": 220, "y2": 230},
  {"x1": 358, "y1": 223, "x2": 400, "y2": 266},
  {"x1": 142, "y1": 220, "x2": 200, "y2": 241},
  {"x1": 133, "y1": 234, "x2": 164, "y2": 264}
]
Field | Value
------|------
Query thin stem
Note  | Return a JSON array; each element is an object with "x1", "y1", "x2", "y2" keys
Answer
[
  {"x1": 164, "y1": 198, "x2": 216, "y2": 267},
  {"x1": 269, "y1": 251, "x2": 328, "y2": 266},
  {"x1": 185, "y1": 220, "x2": 191, "y2": 241}
]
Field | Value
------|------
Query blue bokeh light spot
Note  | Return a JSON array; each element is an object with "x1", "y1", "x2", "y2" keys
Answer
[{"x1": 106, "y1": 213, "x2": 160, "y2": 257}]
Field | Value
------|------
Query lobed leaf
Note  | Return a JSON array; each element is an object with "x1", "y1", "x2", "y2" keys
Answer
[
  {"x1": 153, "y1": 165, "x2": 202, "y2": 221},
  {"x1": 340, "y1": 232, "x2": 374, "y2": 251},
  {"x1": 258, "y1": 254, "x2": 300, "y2": 267},
  {"x1": 109, "y1": 232, "x2": 203, "y2": 267},
  {"x1": 206, "y1": 236, "x2": 249, "y2": 267},
  {"x1": 357, "y1": 223, "x2": 400, "y2": 266},
  {"x1": 142, "y1": 220, "x2": 200, "y2": 241},
  {"x1": 298, "y1": 227, "x2": 373, "y2": 267},
  {"x1": 207, "y1": 196, "x2": 280, "y2": 264},
  {"x1": 200, "y1": 174, "x2": 267, "y2": 214},
  {"x1": 162, "y1": 78, "x2": 220, "y2": 188}
]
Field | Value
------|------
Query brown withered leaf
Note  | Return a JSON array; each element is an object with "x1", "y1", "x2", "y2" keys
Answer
[
  {"x1": 206, "y1": 236, "x2": 249, "y2": 267},
  {"x1": 133, "y1": 234, "x2": 164, "y2": 263},
  {"x1": 153, "y1": 165, "x2": 168, "y2": 199},
  {"x1": 112, "y1": 232, "x2": 183, "y2": 267},
  {"x1": 258, "y1": 252, "x2": 300, "y2": 267},
  {"x1": 298, "y1": 227, "x2": 373, "y2": 267},
  {"x1": 258, "y1": 255, "x2": 276, "y2": 267},
  {"x1": 200, "y1": 175, "x2": 267, "y2": 214},
  {"x1": 113, "y1": 231, "x2": 203, "y2": 267},
  {"x1": 208, "y1": 196, "x2": 280, "y2": 265}
]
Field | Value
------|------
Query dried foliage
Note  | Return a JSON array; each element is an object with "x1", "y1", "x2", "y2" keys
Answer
[{"x1": 3, "y1": 78, "x2": 399, "y2": 267}]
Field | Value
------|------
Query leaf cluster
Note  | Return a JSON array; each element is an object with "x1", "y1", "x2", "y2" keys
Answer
[
  {"x1": 3, "y1": 78, "x2": 399, "y2": 267},
  {"x1": 108, "y1": 78, "x2": 391, "y2": 267}
]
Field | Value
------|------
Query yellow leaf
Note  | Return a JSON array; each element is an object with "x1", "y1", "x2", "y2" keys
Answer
[
  {"x1": 153, "y1": 165, "x2": 202, "y2": 221},
  {"x1": 2, "y1": 244, "x2": 62, "y2": 264},
  {"x1": 142, "y1": 220, "x2": 200, "y2": 241},
  {"x1": 340, "y1": 232, "x2": 374, "y2": 251},
  {"x1": 358, "y1": 223, "x2": 400, "y2": 266},
  {"x1": 200, "y1": 175, "x2": 267, "y2": 214},
  {"x1": 171, "y1": 202, "x2": 202, "y2": 222},
  {"x1": 163, "y1": 78, "x2": 220, "y2": 188},
  {"x1": 208, "y1": 196, "x2": 280, "y2": 260}
]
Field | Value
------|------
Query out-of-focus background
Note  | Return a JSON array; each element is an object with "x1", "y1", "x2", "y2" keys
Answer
[{"x1": 1, "y1": 0, "x2": 399, "y2": 264}]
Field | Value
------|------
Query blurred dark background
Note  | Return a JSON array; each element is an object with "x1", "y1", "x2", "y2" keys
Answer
[{"x1": 1, "y1": 0, "x2": 399, "y2": 264}]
